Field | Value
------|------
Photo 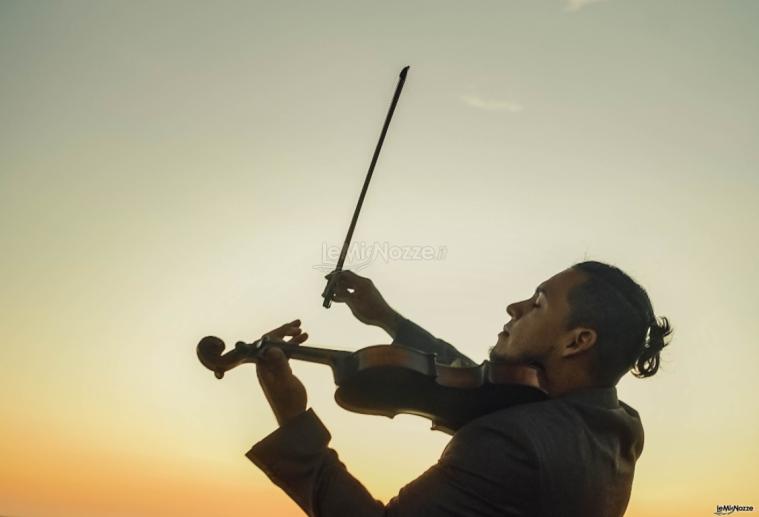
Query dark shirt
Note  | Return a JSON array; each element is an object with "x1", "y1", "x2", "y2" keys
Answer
[{"x1": 246, "y1": 318, "x2": 644, "y2": 516}]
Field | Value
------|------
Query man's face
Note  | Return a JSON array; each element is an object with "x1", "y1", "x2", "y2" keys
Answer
[{"x1": 489, "y1": 267, "x2": 587, "y2": 366}]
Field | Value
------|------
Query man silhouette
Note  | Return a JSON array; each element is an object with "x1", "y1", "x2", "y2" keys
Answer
[{"x1": 247, "y1": 261, "x2": 672, "y2": 516}]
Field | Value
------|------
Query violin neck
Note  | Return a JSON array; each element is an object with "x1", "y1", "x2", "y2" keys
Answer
[{"x1": 263, "y1": 341, "x2": 351, "y2": 367}]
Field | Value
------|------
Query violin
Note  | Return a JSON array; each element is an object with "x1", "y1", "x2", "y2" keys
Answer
[
  {"x1": 197, "y1": 335, "x2": 548, "y2": 435},
  {"x1": 197, "y1": 67, "x2": 547, "y2": 434}
]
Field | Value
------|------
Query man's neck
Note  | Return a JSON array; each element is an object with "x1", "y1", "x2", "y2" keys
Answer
[{"x1": 536, "y1": 366, "x2": 609, "y2": 398}]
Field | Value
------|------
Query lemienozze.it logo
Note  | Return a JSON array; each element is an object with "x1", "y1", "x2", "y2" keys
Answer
[{"x1": 714, "y1": 504, "x2": 754, "y2": 515}]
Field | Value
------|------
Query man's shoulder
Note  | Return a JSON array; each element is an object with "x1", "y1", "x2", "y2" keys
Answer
[
  {"x1": 462, "y1": 392, "x2": 643, "y2": 445},
  {"x1": 443, "y1": 392, "x2": 644, "y2": 517},
  {"x1": 474, "y1": 392, "x2": 645, "y2": 463},
  {"x1": 468, "y1": 397, "x2": 580, "y2": 434},
  {"x1": 445, "y1": 399, "x2": 568, "y2": 459}
]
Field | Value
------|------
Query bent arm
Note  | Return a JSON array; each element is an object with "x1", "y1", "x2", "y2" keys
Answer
[
  {"x1": 390, "y1": 316, "x2": 477, "y2": 367},
  {"x1": 327, "y1": 271, "x2": 476, "y2": 367},
  {"x1": 247, "y1": 409, "x2": 385, "y2": 517},
  {"x1": 246, "y1": 408, "x2": 539, "y2": 517}
]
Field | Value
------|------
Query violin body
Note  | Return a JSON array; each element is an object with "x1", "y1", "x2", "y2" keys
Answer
[
  {"x1": 332, "y1": 345, "x2": 547, "y2": 434},
  {"x1": 197, "y1": 337, "x2": 548, "y2": 435}
]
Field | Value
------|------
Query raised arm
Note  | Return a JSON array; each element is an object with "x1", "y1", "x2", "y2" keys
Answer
[
  {"x1": 327, "y1": 270, "x2": 476, "y2": 366},
  {"x1": 390, "y1": 316, "x2": 477, "y2": 367}
]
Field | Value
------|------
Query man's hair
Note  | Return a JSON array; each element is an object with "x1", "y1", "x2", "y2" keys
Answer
[{"x1": 566, "y1": 261, "x2": 673, "y2": 383}]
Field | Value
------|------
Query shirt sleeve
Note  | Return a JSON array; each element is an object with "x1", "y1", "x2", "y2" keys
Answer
[
  {"x1": 246, "y1": 408, "x2": 539, "y2": 517},
  {"x1": 391, "y1": 317, "x2": 477, "y2": 367},
  {"x1": 246, "y1": 408, "x2": 385, "y2": 517}
]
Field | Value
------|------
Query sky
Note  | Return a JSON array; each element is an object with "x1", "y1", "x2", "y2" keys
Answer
[{"x1": 1, "y1": 1, "x2": 758, "y2": 516}]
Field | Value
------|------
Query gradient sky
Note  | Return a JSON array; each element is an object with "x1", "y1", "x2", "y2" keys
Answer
[{"x1": 2, "y1": 1, "x2": 758, "y2": 516}]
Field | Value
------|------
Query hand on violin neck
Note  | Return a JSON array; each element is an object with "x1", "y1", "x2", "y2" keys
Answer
[
  {"x1": 261, "y1": 318, "x2": 309, "y2": 345},
  {"x1": 325, "y1": 270, "x2": 403, "y2": 338},
  {"x1": 256, "y1": 319, "x2": 308, "y2": 426}
]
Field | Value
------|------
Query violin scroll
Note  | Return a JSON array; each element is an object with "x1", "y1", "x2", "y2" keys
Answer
[
  {"x1": 197, "y1": 336, "x2": 228, "y2": 379},
  {"x1": 197, "y1": 335, "x2": 263, "y2": 379}
]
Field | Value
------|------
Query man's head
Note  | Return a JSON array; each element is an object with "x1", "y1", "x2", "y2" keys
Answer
[{"x1": 489, "y1": 261, "x2": 672, "y2": 388}]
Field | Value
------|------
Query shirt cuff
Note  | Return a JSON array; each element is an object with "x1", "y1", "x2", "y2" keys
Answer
[{"x1": 245, "y1": 408, "x2": 331, "y2": 469}]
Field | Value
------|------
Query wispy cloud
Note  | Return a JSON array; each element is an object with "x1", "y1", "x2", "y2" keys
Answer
[
  {"x1": 564, "y1": 0, "x2": 608, "y2": 12},
  {"x1": 460, "y1": 95, "x2": 524, "y2": 113}
]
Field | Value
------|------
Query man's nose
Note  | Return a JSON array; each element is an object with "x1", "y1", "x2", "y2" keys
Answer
[{"x1": 507, "y1": 302, "x2": 519, "y2": 319}]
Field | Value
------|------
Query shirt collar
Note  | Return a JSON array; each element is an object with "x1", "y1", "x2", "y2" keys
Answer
[{"x1": 554, "y1": 386, "x2": 620, "y2": 409}]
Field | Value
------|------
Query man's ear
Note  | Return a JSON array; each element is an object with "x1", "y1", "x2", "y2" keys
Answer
[{"x1": 561, "y1": 327, "x2": 597, "y2": 358}]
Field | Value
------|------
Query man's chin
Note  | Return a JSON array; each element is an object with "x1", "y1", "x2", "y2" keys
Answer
[
  {"x1": 488, "y1": 346, "x2": 513, "y2": 364},
  {"x1": 489, "y1": 346, "x2": 536, "y2": 368}
]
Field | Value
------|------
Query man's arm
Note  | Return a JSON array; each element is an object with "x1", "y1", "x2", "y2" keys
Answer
[
  {"x1": 249, "y1": 320, "x2": 536, "y2": 516},
  {"x1": 327, "y1": 270, "x2": 477, "y2": 367},
  {"x1": 252, "y1": 320, "x2": 387, "y2": 515},
  {"x1": 246, "y1": 407, "x2": 539, "y2": 517},
  {"x1": 391, "y1": 316, "x2": 477, "y2": 367},
  {"x1": 247, "y1": 409, "x2": 385, "y2": 517}
]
